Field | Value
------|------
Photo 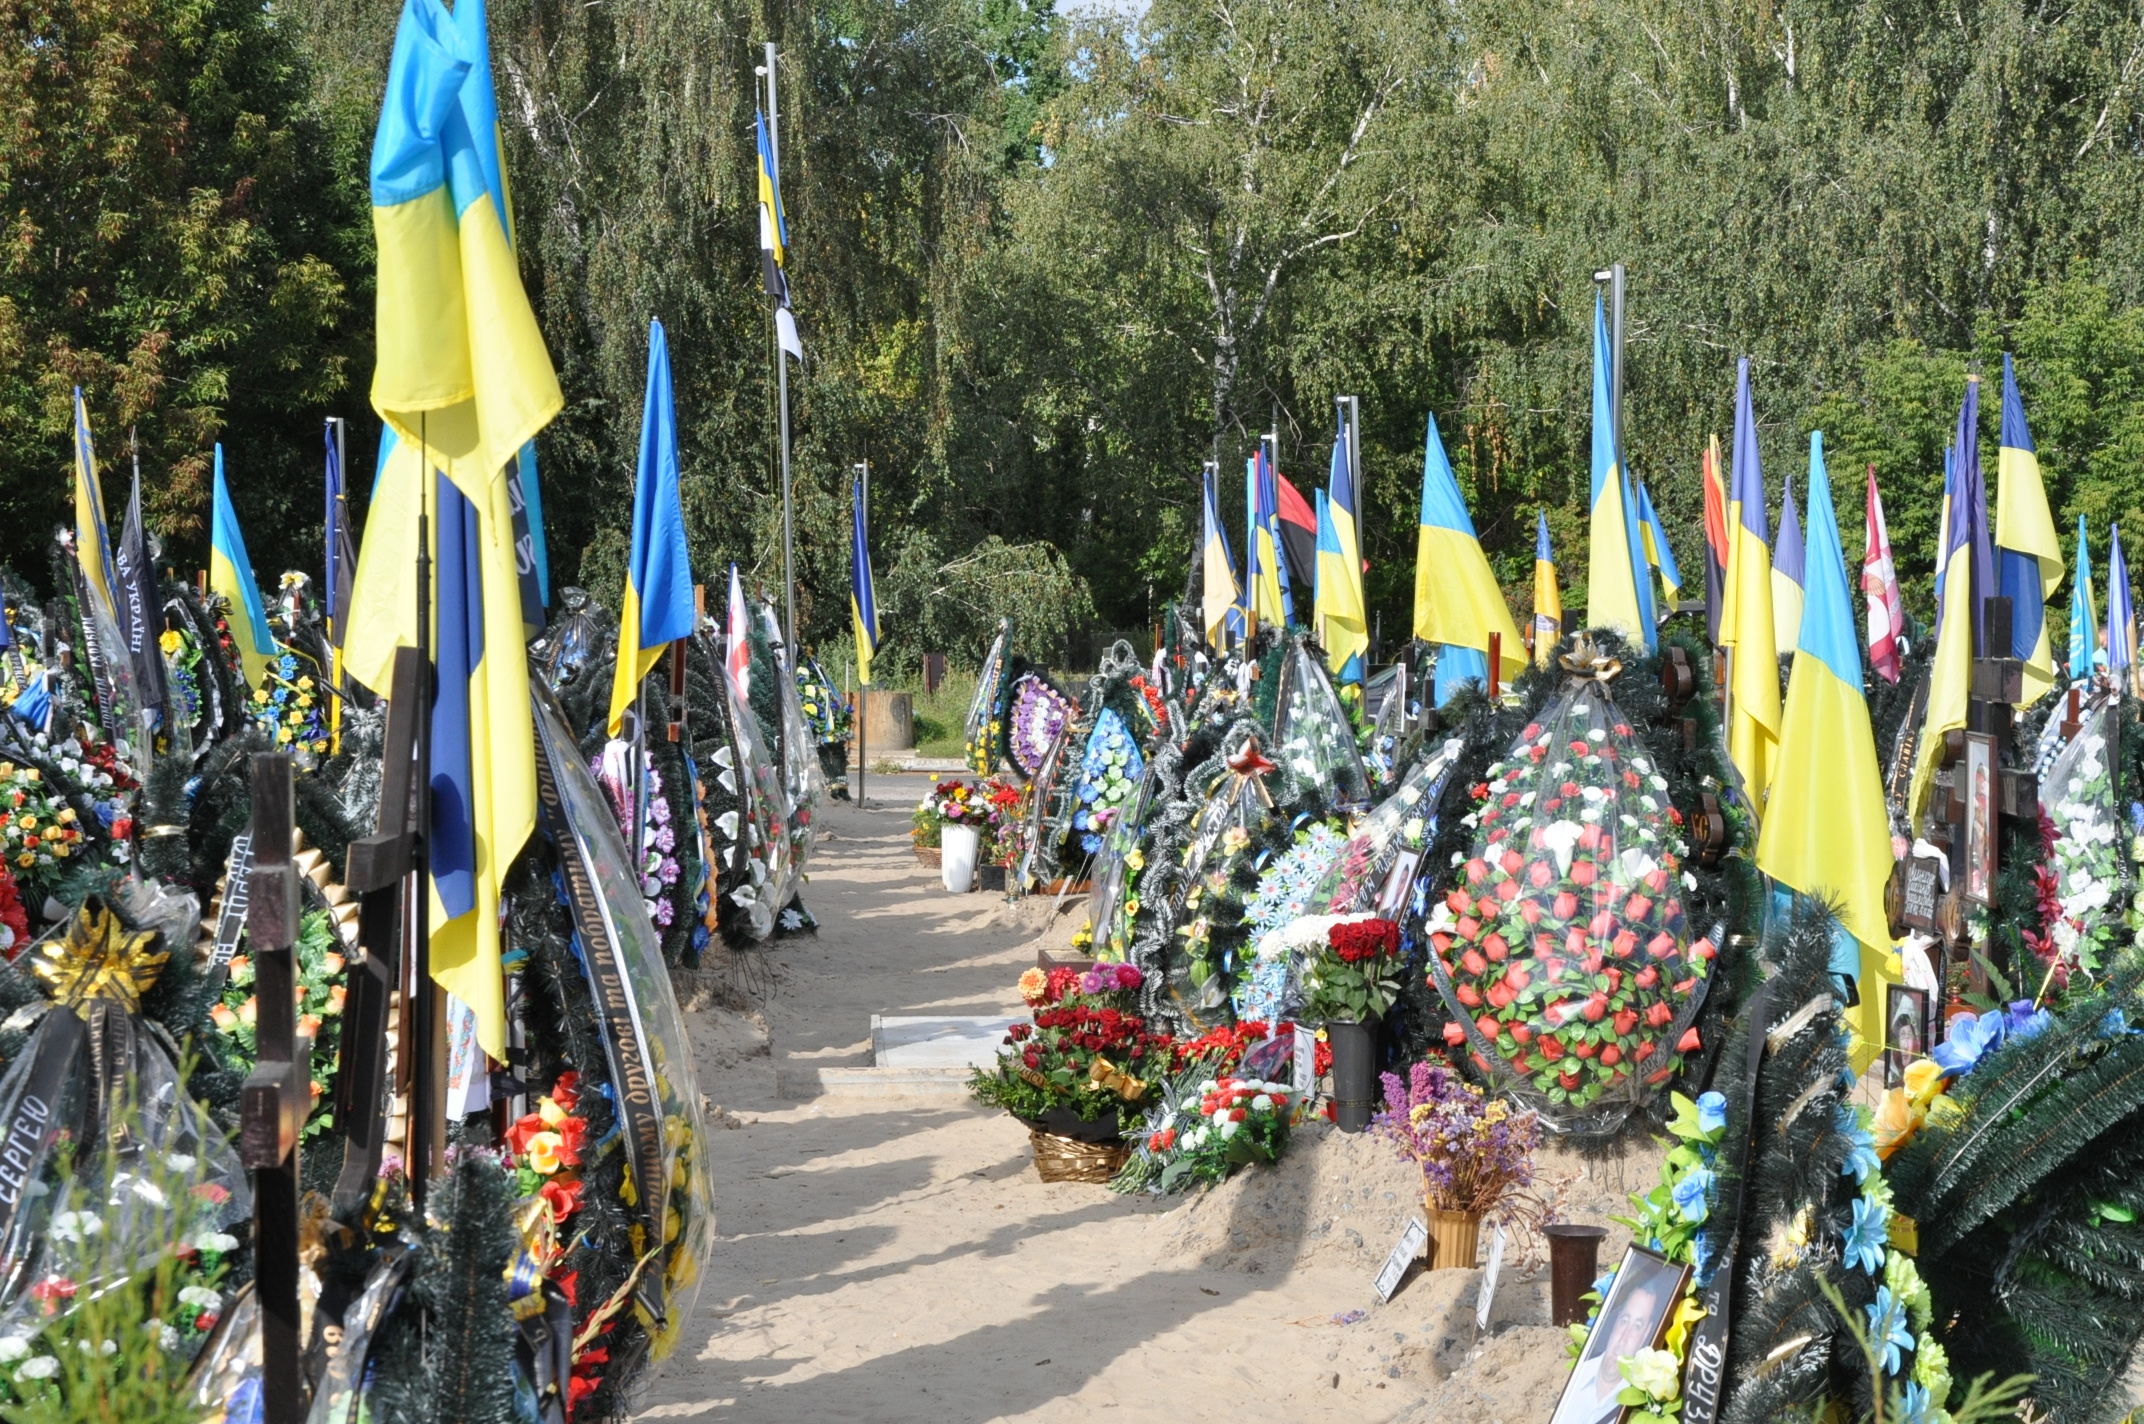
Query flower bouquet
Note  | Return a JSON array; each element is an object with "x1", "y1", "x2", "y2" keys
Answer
[
  {"x1": 1425, "y1": 681, "x2": 1714, "y2": 1130},
  {"x1": 1072, "y1": 708, "x2": 1144, "y2": 855},
  {"x1": 912, "y1": 778, "x2": 984, "y2": 855},
  {"x1": 1298, "y1": 914, "x2": 1406, "y2": 1025},
  {"x1": 1373, "y1": 1059, "x2": 1542, "y2": 1267},
  {"x1": 969, "y1": 963, "x2": 1169, "y2": 1147},
  {"x1": 1114, "y1": 1069, "x2": 1296, "y2": 1194}
]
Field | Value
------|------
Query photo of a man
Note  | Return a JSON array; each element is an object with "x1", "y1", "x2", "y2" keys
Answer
[{"x1": 1550, "y1": 1246, "x2": 1690, "y2": 1424}]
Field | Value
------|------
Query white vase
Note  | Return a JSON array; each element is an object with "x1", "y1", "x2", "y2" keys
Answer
[{"x1": 940, "y1": 822, "x2": 980, "y2": 893}]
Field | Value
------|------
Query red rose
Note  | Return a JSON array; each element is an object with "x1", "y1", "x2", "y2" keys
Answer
[
  {"x1": 1612, "y1": 930, "x2": 1637, "y2": 958},
  {"x1": 1635, "y1": 966, "x2": 1659, "y2": 989},
  {"x1": 1476, "y1": 1014, "x2": 1501, "y2": 1041},
  {"x1": 1565, "y1": 927, "x2": 1588, "y2": 956},
  {"x1": 1540, "y1": 1036, "x2": 1566, "y2": 1061},
  {"x1": 1443, "y1": 1022, "x2": 1467, "y2": 1045},
  {"x1": 1456, "y1": 984, "x2": 1482, "y2": 1007},
  {"x1": 1587, "y1": 910, "x2": 1615, "y2": 939},
  {"x1": 1677, "y1": 1028, "x2": 1703, "y2": 1052},
  {"x1": 1578, "y1": 824, "x2": 1600, "y2": 851},
  {"x1": 1462, "y1": 949, "x2": 1490, "y2": 976},
  {"x1": 1511, "y1": 1023, "x2": 1533, "y2": 1044},
  {"x1": 1667, "y1": 806, "x2": 1684, "y2": 825},
  {"x1": 506, "y1": 1112, "x2": 546, "y2": 1156},
  {"x1": 1487, "y1": 982, "x2": 1513, "y2": 1009},
  {"x1": 1496, "y1": 880, "x2": 1519, "y2": 904},
  {"x1": 540, "y1": 1177, "x2": 586, "y2": 1222},
  {"x1": 1500, "y1": 850, "x2": 1523, "y2": 875},
  {"x1": 1582, "y1": 993, "x2": 1608, "y2": 1022},
  {"x1": 1505, "y1": 964, "x2": 1531, "y2": 990},
  {"x1": 1484, "y1": 934, "x2": 1508, "y2": 962},
  {"x1": 1645, "y1": 868, "x2": 1669, "y2": 894},
  {"x1": 1604, "y1": 967, "x2": 1621, "y2": 994},
  {"x1": 1559, "y1": 1070, "x2": 1581, "y2": 1090},
  {"x1": 1524, "y1": 724, "x2": 1541, "y2": 739},
  {"x1": 1625, "y1": 894, "x2": 1653, "y2": 923},
  {"x1": 1600, "y1": 1043, "x2": 1623, "y2": 1066},
  {"x1": 1529, "y1": 744, "x2": 1547, "y2": 762},
  {"x1": 1458, "y1": 917, "x2": 1481, "y2": 941},
  {"x1": 1646, "y1": 1002, "x2": 1674, "y2": 1028},
  {"x1": 1624, "y1": 770, "x2": 1641, "y2": 789},
  {"x1": 1612, "y1": 1008, "x2": 1639, "y2": 1036},
  {"x1": 1561, "y1": 780, "x2": 1581, "y2": 797},
  {"x1": 1447, "y1": 890, "x2": 1471, "y2": 915},
  {"x1": 1466, "y1": 858, "x2": 1487, "y2": 884},
  {"x1": 1582, "y1": 952, "x2": 1604, "y2": 975},
  {"x1": 1571, "y1": 862, "x2": 1597, "y2": 887},
  {"x1": 1634, "y1": 1041, "x2": 1654, "y2": 1061},
  {"x1": 1574, "y1": 1041, "x2": 1596, "y2": 1059},
  {"x1": 1431, "y1": 932, "x2": 1452, "y2": 954},
  {"x1": 1552, "y1": 892, "x2": 1579, "y2": 920},
  {"x1": 1528, "y1": 862, "x2": 1552, "y2": 889},
  {"x1": 1520, "y1": 900, "x2": 1543, "y2": 926},
  {"x1": 1692, "y1": 937, "x2": 1717, "y2": 960},
  {"x1": 1478, "y1": 895, "x2": 1502, "y2": 919}
]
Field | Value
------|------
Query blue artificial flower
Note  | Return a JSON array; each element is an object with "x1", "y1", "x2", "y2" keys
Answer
[
  {"x1": 1843, "y1": 1194, "x2": 1890, "y2": 1275},
  {"x1": 1696, "y1": 1091, "x2": 1728, "y2": 1135},
  {"x1": 1838, "y1": 1106, "x2": 1881, "y2": 1185},
  {"x1": 1865, "y1": 1286, "x2": 1915, "y2": 1374},
  {"x1": 1671, "y1": 1167, "x2": 1715, "y2": 1224},
  {"x1": 1691, "y1": 1228, "x2": 1717, "y2": 1287},
  {"x1": 2004, "y1": 999, "x2": 2052, "y2": 1042},
  {"x1": 1591, "y1": 1266, "x2": 1619, "y2": 1300},
  {"x1": 2105, "y1": 1009, "x2": 2142, "y2": 1038},
  {"x1": 1931, "y1": 1010, "x2": 2006, "y2": 1079},
  {"x1": 1897, "y1": 1382, "x2": 1935, "y2": 1424},
  {"x1": 2130, "y1": 801, "x2": 2144, "y2": 833}
]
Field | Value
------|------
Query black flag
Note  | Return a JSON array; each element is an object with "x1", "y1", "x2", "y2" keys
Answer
[{"x1": 114, "y1": 450, "x2": 167, "y2": 722}]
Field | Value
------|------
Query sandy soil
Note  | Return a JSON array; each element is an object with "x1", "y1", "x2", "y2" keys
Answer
[{"x1": 634, "y1": 780, "x2": 1660, "y2": 1423}]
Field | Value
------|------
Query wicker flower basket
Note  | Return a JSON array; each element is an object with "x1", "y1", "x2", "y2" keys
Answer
[{"x1": 1028, "y1": 1129, "x2": 1130, "y2": 1184}]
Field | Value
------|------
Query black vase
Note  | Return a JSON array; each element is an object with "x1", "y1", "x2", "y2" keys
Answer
[{"x1": 1326, "y1": 1017, "x2": 1380, "y2": 1133}]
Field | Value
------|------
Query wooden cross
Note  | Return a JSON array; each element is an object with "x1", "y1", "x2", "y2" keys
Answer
[{"x1": 242, "y1": 750, "x2": 309, "y2": 1424}]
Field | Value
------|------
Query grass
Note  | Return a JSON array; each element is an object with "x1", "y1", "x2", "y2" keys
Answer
[{"x1": 907, "y1": 668, "x2": 979, "y2": 758}]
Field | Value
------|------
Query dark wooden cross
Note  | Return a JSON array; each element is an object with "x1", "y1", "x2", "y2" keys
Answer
[{"x1": 242, "y1": 750, "x2": 310, "y2": 1424}]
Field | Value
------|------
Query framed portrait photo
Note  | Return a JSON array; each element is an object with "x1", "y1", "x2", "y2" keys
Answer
[
  {"x1": 1549, "y1": 1245, "x2": 1692, "y2": 1424},
  {"x1": 1884, "y1": 984, "x2": 1931, "y2": 1089},
  {"x1": 1962, "y1": 731, "x2": 1996, "y2": 907},
  {"x1": 1375, "y1": 848, "x2": 1423, "y2": 920}
]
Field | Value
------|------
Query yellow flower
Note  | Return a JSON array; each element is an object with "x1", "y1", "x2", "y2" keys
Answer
[
  {"x1": 16, "y1": 815, "x2": 32, "y2": 830},
  {"x1": 275, "y1": 727, "x2": 292, "y2": 744},
  {"x1": 54, "y1": 808, "x2": 73, "y2": 825},
  {"x1": 296, "y1": 694, "x2": 313, "y2": 708},
  {"x1": 1903, "y1": 1056, "x2": 1945, "y2": 1108},
  {"x1": 1873, "y1": 1087, "x2": 1923, "y2": 1160},
  {"x1": 525, "y1": 1131, "x2": 564, "y2": 1174},
  {"x1": 160, "y1": 630, "x2": 183, "y2": 655},
  {"x1": 13, "y1": 854, "x2": 29, "y2": 869},
  {"x1": 253, "y1": 689, "x2": 270, "y2": 705},
  {"x1": 297, "y1": 676, "x2": 315, "y2": 690},
  {"x1": 50, "y1": 843, "x2": 67, "y2": 859},
  {"x1": 539, "y1": 1097, "x2": 567, "y2": 1128}
]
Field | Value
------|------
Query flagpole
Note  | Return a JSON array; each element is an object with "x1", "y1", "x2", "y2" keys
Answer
[
  {"x1": 328, "y1": 416, "x2": 348, "y2": 756},
  {"x1": 765, "y1": 42, "x2": 798, "y2": 654},
  {"x1": 411, "y1": 415, "x2": 436, "y2": 1212},
  {"x1": 855, "y1": 459, "x2": 868, "y2": 811}
]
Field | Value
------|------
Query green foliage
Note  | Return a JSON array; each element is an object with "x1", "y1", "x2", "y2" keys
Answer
[{"x1": 874, "y1": 532, "x2": 1096, "y2": 681}]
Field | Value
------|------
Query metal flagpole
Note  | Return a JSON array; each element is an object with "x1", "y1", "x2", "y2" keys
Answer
[
  {"x1": 766, "y1": 42, "x2": 798, "y2": 654},
  {"x1": 411, "y1": 415, "x2": 435, "y2": 1212},
  {"x1": 328, "y1": 416, "x2": 348, "y2": 754},
  {"x1": 855, "y1": 459, "x2": 868, "y2": 811}
]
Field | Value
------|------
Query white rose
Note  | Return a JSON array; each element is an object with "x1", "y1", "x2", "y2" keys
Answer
[
  {"x1": 17, "y1": 1355, "x2": 57, "y2": 1380},
  {"x1": 0, "y1": 1338, "x2": 30, "y2": 1363}
]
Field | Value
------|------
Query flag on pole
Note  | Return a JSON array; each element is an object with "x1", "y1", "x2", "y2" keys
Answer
[
  {"x1": 607, "y1": 319, "x2": 695, "y2": 736},
  {"x1": 725, "y1": 563, "x2": 753, "y2": 700},
  {"x1": 1757, "y1": 431, "x2": 1897, "y2": 1062},
  {"x1": 1997, "y1": 353, "x2": 2063, "y2": 703},
  {"x1": 1246, "y1": 450, "x2": 1287, "y2": 634},
  {"x1": 324, "y1": 424, "x2": 359, "y2": 648},
  {"x1": 210, "y1": 445, "x2": 277, "y2": 690},
  {"x1": 1700, "y1": 435, "x2": 1729, "y2": 645},
  {"x1": 1584, "y1": 296, "x2": 1655, "y2": 648},
  {"x1": 1319, "y1": 413, "x2": 1370, "y2": 684},
  {"x1": 1910, "y1": 379, "x2": 1987, "y2": 823},
  {"x1": 1412, "y1": 411, "x2": 1522, "y2": 703},
  {"x1": 1275, "y1": 473, "x2": 1318, "y2": 599},
  {"x1": 515, "y1": 443, "x2": 549, "y2": 610},
  {"x1": 115, "y1": 453, "x2": 167, "y2": 719},
  {"x1": 2110, "y1": 524, "x2": 2134, "y2": 687},
  {"x1": 71, "y1": 389, "x2": 119, "y2": 623},
  {"x1": 757, "y1": 110, "x2": 803, "y2": 362},
  {"x1": 1863, "y1": 466, "x2": 1905, "y2": 683},
  {"x1": 1260, "y1": 449, "x2": 1295, "y2": 625},
  {"x1": 1200, "y1": 464, "x2": 1240, "y2": 650},
  {"x1": 348, "y1": 0, "x2": 555, "y2": 1059},
  {"x1": 1532, "y1": 510, "x2": 1562, "y2": 669},
  {"x1": 1636, "y1": 477, "x2": 1682, "y2": 605},
  {"x1": 852, "y1": 469, "x2": 880, "y2": 686},
  {"x1": 1719, "y1": 358, "x2": 1781, "y2": 802},
  {"x1": 2071, "y1": 515, "x2": 2096, "y2": 680},
  {"x1": 1771, "y1": 474, "x2": 1805, "y2": 655}
]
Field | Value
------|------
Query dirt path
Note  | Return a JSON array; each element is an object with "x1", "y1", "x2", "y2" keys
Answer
[{"x1": 634, "y1": 781, "x2": 1625, "y2": 1423}]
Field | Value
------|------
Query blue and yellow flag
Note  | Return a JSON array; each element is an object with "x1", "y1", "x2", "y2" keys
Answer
[
  {"x1": 1259, "y1": 449, "x2": 1295, "y2": 625},
  {"x1": 1757, "y1": 430, "x2": 1897, "y2": 1064},
  {"x1": 1246, "y1": 450, "x2": 1287, "y2": 635},
  {"x1": 1771, "y1": 474, "x2": 1805, "y2": 655},
  {"x1": 1636, "y1": 478, "x2": 1682, "y2": 605},
  {"x1": 1532, "y1": 510, "x2": 1561, "y2": 669},
  {"x1": 1584, "y1": 296, "x2": 1654, "y2": 648},
  {"x1": 1910, "y1": 379, "x2": 1987, "y2": 822},
  {"x1": 2111, "y1": 523, "x2": 2134, "y2": 685},
  {"x1": 349, "y1": 0, "x2": 552, "y2": 1059},
  {"x1": 853, "y1": 468, "x2": 880, "y2": 685},
  {"x1": 210, "y1": 445, "x2": 277, "y2": 690},
  {"x1": 1997, "y1": 353, "x2": 2063, "y2": 703},
  {"x1": 71, "y1": 389, "x2": 119, "y2": 622},
  {"x1": 757, "y1": 110, "x2": 803, "y2": 361},
  {"x1": 608, "y1": 320, "x2": 695, "y2": 735},
  {"x1": 1719, "y1": 358, "x2": 1780, "y2": 801},
  {"x1": 1412, "y1": 411, "x2": 1521, "y2": 703},
  {"x1": 2071, "y1": 515, "x2": 2096, "y2": 680},
  {"x1": 1318, "y1": 415, "x2": 1370, "y2": 683},
  {"x1": 1200, "y1": 464, "x2": 1240, "y2": 650}
]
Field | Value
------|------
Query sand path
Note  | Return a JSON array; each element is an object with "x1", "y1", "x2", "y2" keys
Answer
[{"x1": 634, "y1": 780, "x2": 1601, "y2": 1423}]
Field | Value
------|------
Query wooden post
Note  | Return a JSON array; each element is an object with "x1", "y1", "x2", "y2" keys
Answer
[
  {"x1": 1487, "y1": 632, "x2": 1501, "y2": 700},
  {"x1": 243, "y1": 752, "x2": 307, "y2": 1424}
]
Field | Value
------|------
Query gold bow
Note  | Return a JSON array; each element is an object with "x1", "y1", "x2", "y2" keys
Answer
[
  {"x1": 1558, "y1": 634, "x2": 1624, "y2": 685},
  {"x1": 1087, "y1": 1057, "x2": 1147, "y2": 1102},
  {"x1": 32, "y1": 904, "x2": 166, "y2": 1017}
]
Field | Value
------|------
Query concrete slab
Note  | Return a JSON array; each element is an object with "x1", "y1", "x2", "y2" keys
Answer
[{"x1": 872, "y1": 1013, "x2": 1023, "y2": 1069}]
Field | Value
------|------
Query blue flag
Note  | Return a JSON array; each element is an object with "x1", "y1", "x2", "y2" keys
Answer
[{"x1": 607, "y1": 318, "x2": 695, "y2": 735}]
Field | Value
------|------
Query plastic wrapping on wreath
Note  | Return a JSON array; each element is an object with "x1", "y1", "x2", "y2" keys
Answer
[
  {"x1": 1073, "y1": 708, "x2": 1145, "y2": 856},
  {"x1": 719, "y1": 666, "x2": 794, "y2": 941},
  {"x1": 1360, "y1": 664, "x2": 1412, "y2": 787},
  {"x1": 1016, "y1": 721, "x2": 1078, "y2": 888},
  {"x1": 2040, "y1": 705, "x2": 2125, "y2": 972},
  {"x1": 964, "y1": 621, "x2": 1013, "y2": 775},
  {"x1": 1424, "y1": 679, "x2": 1714, "y2": 1133},
  {"x1": 0, "y1": 1002, "x2": 251, "y2": 1336},
  {"x1": 1271, "y1": 639, "x2": 1371, "y2": 806},
  {"x1": 770, "y1": 639, "x2": 826, "y2": 889},
  {"x1": 1163, "y1": 760, "x2": 1275, "y2": 1028},
  {"x1": 532, "y1": 586, "x2": 608, "y2": 692},
  {"x1": 1007, "y1": 673, "x2": 1076, "y2": 780},
  {"x1": 1306, "y1": 737, "x2": 1466, "y2": 918},
  {"x1": 1084, "y1": 761, "x2": 1163, "y2": 962}
]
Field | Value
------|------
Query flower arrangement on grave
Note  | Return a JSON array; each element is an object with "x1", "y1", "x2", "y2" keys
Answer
[
  {"x1": 1112, "y1": 1067, "x2": 1296, "y2": 1194},
  {"x1": 2017, "y1": 714, "x2": 2124, "y2": 995},
  {"x1": 1424, "y1": 676, "x2": 1714, "y2": 1124},
  {"x1": 212, "y1": 908, "x2": 347, "y2": 1139},
  {"x1": 1007, "y1": 673, "x2": 1076, "y2": 778},
  {"x1": 1299, "y1": 915, "x2": 1405, "y2": 1026},
  {"x1": 1073, "y1": 708, "x2": 1144, "y2": 854},
  {"x1": 1373, "y1": 1060, "x2": 1541, "y2": 1220},
  {"x1": 0, "y1": 759, "x2": 88, "y2": 896},
  {"x1": 793, "y1": 657, "x2": 849, "y2": 743},
  {"x1": 968, "y1": 964, "x2": 1170, "y2": 1136},
  {"x1": 506, "y1": 1071, "x2": 590, "y2": 1222},
  {"x1": 246, "y1": 650, "x2": 330, "y2": 764},
  {"x1": 0, "y1": 862, "x2": 27, "y2": 960},
  {"x1": 912, "y1": 778, "x2": 985, "y2": 852},
  {"x1": 978, "y1": 775, "x2": 1028, "y2": 867}
]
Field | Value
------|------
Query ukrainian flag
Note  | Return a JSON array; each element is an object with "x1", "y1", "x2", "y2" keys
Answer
[
  {"x1": 2071, "y1": 515, "x2": 2096, "y2": 680},
  {"x1": 853, "y1": 467, "x2": 880, "y2": 686},
  {"x1": 1997, "y1": 353, "x2": 2063, "y2": 703},
  {"x1": 1319, "y1": 415, "x2": 1369, "y2": 684},
  {"x1": 607, "y1": 319, "x2": 695, "y2": 735},
  {"x1": 1200, "y1": 464, "x2": 1240, "y2": 650},
  {"x1": 1636, "y1": 478, "x2": 1682, "y2": 605},
  {"x1": 1909, "y1": 379, "x2": 1986, "y2": 823},
  {"x1": 1532, "y1": 510, "x2": 1561, "y2": 669},
  {"x1": 210, "y1": 445, "x2": 277, "y2": 691},
  {"x1": 1584, "y1": 296, "x2": 1654, "y2": 649},
  {"x1": 2110, "y1": 524, "x2": 2134, "y2": 686},
  {"x1": 1718, "y1": 358, "x2": 1780, "y2": 802},
  {"x1": 1246, "y1": 451, "x2": 1288, "y2": 634},
  {"x1": 1757, "y1": 431, "x2": 1897, "y2": 1065},
  {"x1": 1771, "y1": 474, "x2": 1805, "y2": 655},
  {"x1": 71, "y1": 389, "x2": 119, "y2": 623},
  {"x1": 1259, "y1": 449, "x2": 1295, "y2": 625},
  {"x1": 347, "y1": 0, "x2": 552, "y2": 1060},
  {"x1": 1412, "y1": 411, "x2": 1521, "y2": 704}
]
